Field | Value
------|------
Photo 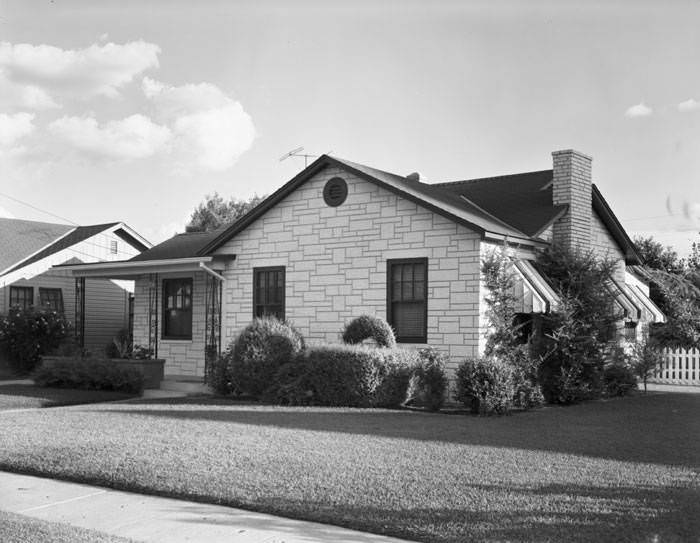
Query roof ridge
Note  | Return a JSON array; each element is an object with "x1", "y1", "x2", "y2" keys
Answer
[{"x1": 433, "y1": 169, "x2": 553, "y2": 187}]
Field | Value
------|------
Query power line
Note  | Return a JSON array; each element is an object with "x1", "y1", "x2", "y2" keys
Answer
[{"x1": 0, "y1": 191, "x2": 79, "y2": 226}]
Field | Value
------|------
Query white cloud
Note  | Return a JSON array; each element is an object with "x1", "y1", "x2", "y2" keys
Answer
[
  {"x1": 678, "y1": 98, "x2": 700, "y2": 113},
  {"x1": 0, "y1": 40, "x2": 160, "y2": 101},
  {"x1": 0, "y1": 112, "x2": 35, "y2": 146},
  {"x1": 0, "y1": 73, "x2": 60, "y2": 110},
  {"x1": 143, "y1": 78, "x2": 256, "y2": 171},
  {"x1": 48, "y1": 114, "x2": 171, "y2": 160},
  {"x1": 625, "y1": 102, "x2": 653, "y2": 118}
]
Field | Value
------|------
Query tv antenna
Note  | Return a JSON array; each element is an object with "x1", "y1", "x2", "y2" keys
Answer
[{"x1": 279, "y1": 146, "x2": 331, "y2": 168}]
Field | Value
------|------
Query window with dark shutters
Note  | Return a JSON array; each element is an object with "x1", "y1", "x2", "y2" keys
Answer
[{"x1": 387, "y1": 258, "x2": 428, "y2": 343}]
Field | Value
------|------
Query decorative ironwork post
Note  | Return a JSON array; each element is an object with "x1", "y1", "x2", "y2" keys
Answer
[
  {"x1": 204, "y1": 273, "x2": 222, "y2": 381},
  {"x1": 147, "y1": 273, "x2": 159, "y2": 359},
  {"x1": 74, "y1": 277, "x2": 85, "y2": 349}
]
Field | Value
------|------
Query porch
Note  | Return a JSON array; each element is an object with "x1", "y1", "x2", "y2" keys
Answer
[{"x1": 57, "y1": 257, "x2": 230, "y2": 380}]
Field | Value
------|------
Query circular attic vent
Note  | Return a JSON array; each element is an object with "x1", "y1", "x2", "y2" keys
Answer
[{"x1": 323, "y1": 177, "x2": 348, "y2": 207}]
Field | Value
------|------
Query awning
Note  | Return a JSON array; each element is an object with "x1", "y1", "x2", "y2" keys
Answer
[
  {"x1": 625, "y1": 283, "x2": 666, "y2": 323},
  {"x1": 510, "y1": 259, "x2": 560, "y2": 314},
  {"x1": 54, "y1": 256, "x2": 228, "y2": 280},
  {"x1": 606, "y1": 277, "x2": 666, "y2": 323}
]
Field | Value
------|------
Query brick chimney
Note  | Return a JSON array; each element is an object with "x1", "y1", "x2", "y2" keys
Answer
[{"x1": 551, "y1": 149, "x2": 593, "y2": 252}]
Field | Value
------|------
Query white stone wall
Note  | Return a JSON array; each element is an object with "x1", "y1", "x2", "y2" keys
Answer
[
  {"x1": 213, "y1": 166, "x2": 483, "y2": 375},
  {"x1": 133, "y1": 271, "x2": 207, "y2": 377}
]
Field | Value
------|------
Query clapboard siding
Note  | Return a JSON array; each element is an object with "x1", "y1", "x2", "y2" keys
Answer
[{"x1": 0, "y1": 268, "x2": 129, "y2": 355}]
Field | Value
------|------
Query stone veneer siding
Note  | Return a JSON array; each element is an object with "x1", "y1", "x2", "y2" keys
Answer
[
  {"x1": 212, "y1": 165, "x2": 483, "y2": 376},
  {"x1": 552, "y1": 150, "x2": 593, "y2": 252},
  {"x1": 132, "y1": 271, "x2": 207, "y2": 376}
]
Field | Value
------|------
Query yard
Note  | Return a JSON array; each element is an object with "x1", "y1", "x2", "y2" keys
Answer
[
  {"x1": 0, "y1": 392, "x2": 698, "y2": 542},
  {"x1": 0, "y1": 511, "x2": 133, "y2": 543},
  {"x1": 0, "y1": 385, "x2": 135, "y2": 411}
]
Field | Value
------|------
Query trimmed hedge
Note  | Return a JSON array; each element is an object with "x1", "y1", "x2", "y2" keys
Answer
[
  {"x1": 268, "y1": 344, "x2": 419, "y2": 408},
  {"x1": 33, "y1": 358, "x2": 144, "y2": 394},
  {"x1": 454, "y1": 357, "x2": 514, "y2": 415},
  {"x1": 215, "y1": 317, "x2": 305, "y2": 397},
  {"x1": 342, "y1": 315, "x2": 397, "y2": 348}
]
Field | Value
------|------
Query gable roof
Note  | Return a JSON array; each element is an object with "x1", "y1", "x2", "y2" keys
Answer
[
  {"x1": 0, "y1": 218, "x2": 74, "y2": 275},
  {"x1": 128, "y1": 153, "x2": 641, "y2": 265},
  {"x1": 0, "y1": 218, "x2": 151, "y2": 277}
]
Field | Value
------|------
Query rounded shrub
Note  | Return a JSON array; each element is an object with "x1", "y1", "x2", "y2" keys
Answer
[
  {"x1": 228, "y1": 317, "x2": 305, "y2": 397},
  {"x1": 454, "y1": 357, "x2": 514, "y2": 415},
  {"x1": 342, "y1": 315, "x2": 396, "y2": 348}
]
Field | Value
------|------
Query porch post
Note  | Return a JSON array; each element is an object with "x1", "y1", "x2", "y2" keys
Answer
[
  {"x1": 74, "y1": 277, "x2": 85, "y2": 349},
  {"x1": 147, "y1": 273, "x2": 159, "y2": 359},
  {"x1": 204, "y1": 273, "x2": 222, "y2": 381}
]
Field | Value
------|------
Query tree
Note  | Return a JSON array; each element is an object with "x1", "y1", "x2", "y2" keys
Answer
[
  {"x1": 630, "y1": 335, "x2": 663, "y2": 393},
  {"x1": 633, "y1": 235, "x2": 686, "y2": 274},
  {"x1": 187, "y1": 192, "x2": 266, "y2": 232}
]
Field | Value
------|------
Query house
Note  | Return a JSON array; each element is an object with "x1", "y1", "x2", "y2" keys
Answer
[
  {"x1": 0, "y1": 218, "x2": 151, "y2": 353},
  {"x1": 61, "y1": 149, "x2": 665, "y2": 378}
]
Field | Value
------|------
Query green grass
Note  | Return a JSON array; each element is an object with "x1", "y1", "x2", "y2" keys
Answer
[
  {"x1": 0, "y1": 511, "x2": 133, "y2": 542},
  {"x1": 0, "y1": 385, "x2": 135, "y2": 411},
  {"x1": 0, "y1": 393, "x2": 698, "y2": 542}
]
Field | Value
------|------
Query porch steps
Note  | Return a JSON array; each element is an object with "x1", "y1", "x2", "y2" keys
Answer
[{"x1": 159, "y1": 375, "x2": 212, "y2": 395}]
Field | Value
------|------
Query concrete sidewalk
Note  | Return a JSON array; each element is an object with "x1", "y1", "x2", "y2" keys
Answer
[{"x1": 0, "y1": 471, "x2": 411, "y2": 543}]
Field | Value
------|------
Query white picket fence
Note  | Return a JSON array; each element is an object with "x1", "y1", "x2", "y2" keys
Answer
[{"x1": 650, "y1": 347, "x2": 700, "y2": 384}]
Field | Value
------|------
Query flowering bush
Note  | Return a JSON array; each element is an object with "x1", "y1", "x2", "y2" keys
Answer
[{"x1": 0, "y1": 307, "x2": 71, "y2": 374}]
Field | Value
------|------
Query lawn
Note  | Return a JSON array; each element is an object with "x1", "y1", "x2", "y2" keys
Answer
[
  {"x1": 0, "y1": 385, "x2": 136, "y2": 411},
  {"x1": 0, "y1": 393, "x2": 698, "y2": 542},
  {"x1": 0, "y1": 511, "x2": 133, "y2": 542}
]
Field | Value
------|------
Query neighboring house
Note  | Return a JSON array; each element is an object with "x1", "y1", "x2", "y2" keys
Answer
[
  {"x1": 61, "y1": 149, "x2": 664, "y2": 378},
  {"x1": 0, "y1": 218, "x2": 151, "y2": 353}
]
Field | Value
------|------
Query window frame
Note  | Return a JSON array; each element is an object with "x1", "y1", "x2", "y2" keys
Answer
[
  {"x1": 162, "y1": 277, "x2": 193, "y2": 340},
  {"x1": 386, "y1": 258, "x2": 428, "y2": 343},
  {"x1": 9, "y1": 286, "x2": 34, "y2": 310},
  {"x1": 253, "y1": 266, "x2": 286, "y2": 320},
  {"x1": 39, "y1": 287, "x2": 64, "y2": 313}
]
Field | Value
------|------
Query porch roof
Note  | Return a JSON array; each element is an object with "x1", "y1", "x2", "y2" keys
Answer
[{"x1": 55, "y1": 256, "x2": 223, "y2": 279}]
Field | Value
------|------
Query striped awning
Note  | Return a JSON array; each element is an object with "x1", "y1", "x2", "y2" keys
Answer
[
  {"x1": 510, "y1": 259, "x2": 560, "y2": 314},
  {"x1": 606, "y1": 277, "x2": 666, "y2": 323}
]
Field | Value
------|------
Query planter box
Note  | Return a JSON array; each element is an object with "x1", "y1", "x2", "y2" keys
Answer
[{"x1": 41, "y1": 356, "x2": 165, "y2": 389}]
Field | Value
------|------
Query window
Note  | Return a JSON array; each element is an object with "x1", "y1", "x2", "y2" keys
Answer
[
  {"x1": 162, "y1": 278, "x2": 193, "y2": 339},
  {"x1": 253, "y1": 267, "x2": 285, "y2": 319},
  {"x1": 387, "y1": 258, "x2": 428, "y2": 343},
  {"x1": 9, "y1": 286, "x2": 33, "y2": 310},
  {"x1": 39, "y1": 288, "x2": 64, "y2": 313},
  {"x1": 624, "y1": 321, "x2": 638, "y2": 341},
  {"x1": 110, "y1": 240, "x2": 118, "y2": 254}
]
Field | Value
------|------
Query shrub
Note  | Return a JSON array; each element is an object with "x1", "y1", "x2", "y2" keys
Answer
[
  {"x1": 106, "y1": 327, "x2": 132, "y2": 359},
  {"x1": 269, "y1": 344, "x2": 418, "y2": 408},
  {"x1": 603, "y1": 363, "x2": 638, "y2": 397},
  {"x1": 225, "y1": 317, "x2": 305, "y2": 397},
  {"x1": 454, "y1": 357, "x2": 514, "y2": 415},
  {"x1": 503, "y1": 346, "x2": 544, "y2": 410},
  {"x1": 0, "y1": 308, "x2": 71, "y2": 374},
  {"x1": 406, "y1": 347, "x2": 448, "y2": 411},
  {"x1": 342, "y1": 315, "x2": 396, "y2": 348},
  {"x1": 630, "y1": 337, "x2": 664, "y2": 393},
  {"x1": 33, "y1": 358, "x2": 143, "y2": 394}
]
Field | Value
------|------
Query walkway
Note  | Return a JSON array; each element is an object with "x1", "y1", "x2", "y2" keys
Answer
[{"x1": 0, "y1": 471, "x2": 411, "y2": 543}]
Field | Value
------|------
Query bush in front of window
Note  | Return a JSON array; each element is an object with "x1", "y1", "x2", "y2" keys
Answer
[
  {"x1": 224, "y1": 317, "x2": 305, "y2": 397},
  {"x1": 267, "y1": 344, "x2": 419, "y2": 408},
  {"x1": 341, "y1": 315, "x2": 397, "y2": 348},
  {"x1": 33, "y1": 357, "x2": 143, "y2": 394},
  {"x1": 454, "y1": 357, "x2": 515, "y2": 416},
  {"x1": 0, "y1": 307, "x2": 71, "y2": 375},
  {"x1": 405, "y1": 347, "x2": 448, "y2": 411}
]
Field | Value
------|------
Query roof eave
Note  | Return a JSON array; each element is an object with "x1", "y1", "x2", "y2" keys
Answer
[{"x1": 592, "y1": 185, "x2": 642, "y2": 265}]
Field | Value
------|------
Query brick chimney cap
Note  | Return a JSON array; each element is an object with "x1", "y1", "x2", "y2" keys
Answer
[{"x1": 551, "y1": 149, "x2": 593, "y2": 161}]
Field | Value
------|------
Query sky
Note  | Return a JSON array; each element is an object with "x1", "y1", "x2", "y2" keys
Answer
[{"x1": 1, "y1": 0, "x2": 699, "y2": 255}]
